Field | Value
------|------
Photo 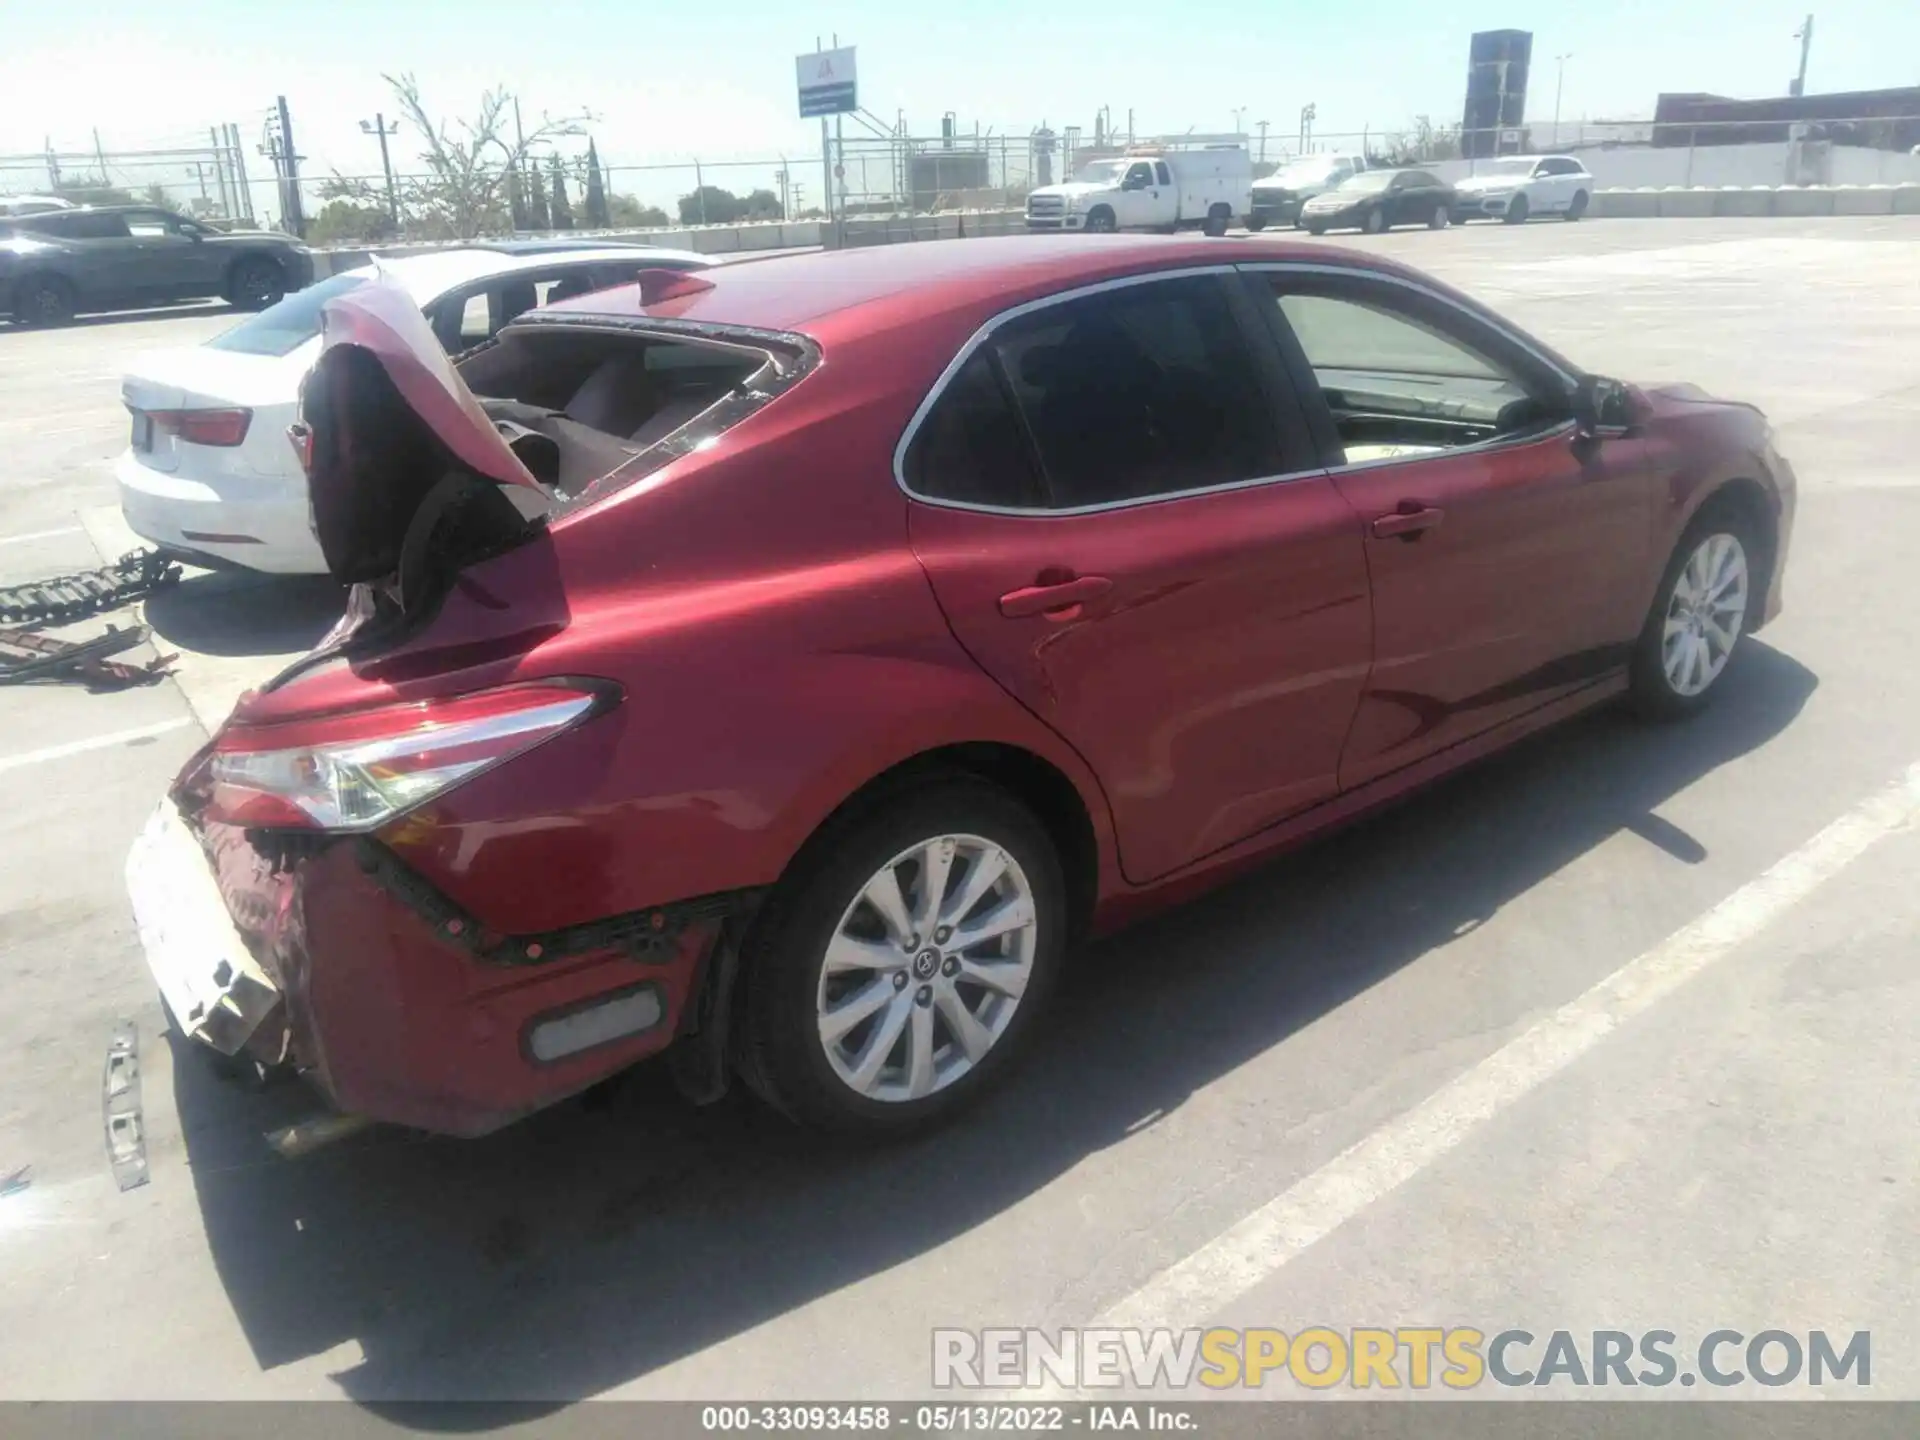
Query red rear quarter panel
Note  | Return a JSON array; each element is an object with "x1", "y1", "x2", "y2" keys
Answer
[{"x1": 257, "y1": 319, "x2": 1120, "y2": 937}]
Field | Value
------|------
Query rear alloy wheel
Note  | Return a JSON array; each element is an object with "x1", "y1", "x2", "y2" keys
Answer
[
  {"x1": 228, "y1": 257, "x2": 287, "y2": 311},
  {"x1": 14, "y1": 275, "x2": 75, "y2": 327},
  {"x1": 1630, "y1": 514, "x2": 1756, "y2": 720},
  {"x1": 1362, "y1": 208, "x2": 1387, "y2": 234},
  {"x1": 1429, "y1": 204, "x2": 1451, "y2": 229},
  {"x1": 1566, "y1": 190, "x2": 1590, "y2": 221},
  {"x1": 1306, "y1": 222, "x2": 1328, "y2": 236},
  {"x1": 738, "y1": 778, "x2": 1065, "y2": 1137},
  {"x1": 1504, "y1": 193, "x2": 1531, "y2": 225}
]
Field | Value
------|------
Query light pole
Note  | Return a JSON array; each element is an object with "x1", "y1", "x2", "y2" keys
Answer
[
  {"x1": 1231, "y1": 106, "x2": 1247, "y2": 137},
  {"x1": 359, "y1": 114, "x2": 400, "y2": 223},
  {"x1": 1256, "y1": 119, "x2": 1269, "y2": 165},
  {"x1": 1552, "y1": 54, "x2": 1572, "y2": 149},
  {"x1": 1790, "y1": 14, "x2": 1813, "y2": 96}
]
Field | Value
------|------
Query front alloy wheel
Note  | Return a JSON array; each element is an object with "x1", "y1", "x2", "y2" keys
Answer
[
  {"x1": 1630, "y1": 510, "x2": 1757, "y2": 720},
  {"x1": 817, "y1": 834, "x2": 1035, "y2": 1103},
  {"x1": 1661, "y1": 533, "x2": 1749, "y2": 698}
]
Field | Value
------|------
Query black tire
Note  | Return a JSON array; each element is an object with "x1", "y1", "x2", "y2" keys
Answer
[
  {"x1": 1428, "y1": 204, "x2": 1451, "y2": 230},
  {"x1": 1245, "y1": 214, "x2": 1267, "y2": 232},
  {"x1": 227, "y1": 255, "x2": 288, "y2": 311},
  {"x1": 1306, "y1": 222, "x2": 1327, "y2": 236},
  {"x1": 1565, "y1": 189, "x2": 1589, "y2": 221},
  {"x1": 1202, "y1": 204, "x2": 1231, "y2": 238},
  {"x1": 736, "y1": 775, "x2": 1068, "y2": 1138},
  {"x1": 1503, "y1": 193, "x2": 1531, "y2": 225},
  {"x1": 1084, "y1": 206, "x2": 1117, "y2": 234},
  {"x1": 13, "y1": 274, "x2": 75, "y2": 327},
  {"x1": 1628, "y1": 500, "x2": 1762, "y2": 722},
  {"x1": 1362, "y1": 208, "x2": 1387, "y2": 234},
  {"x1": 1292, "y1": 215, "x2": 1307, "y2": 229}
]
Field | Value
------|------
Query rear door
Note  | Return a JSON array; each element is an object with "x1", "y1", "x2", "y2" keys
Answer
[
  {"x1": 1243, "y1": 264, "x2": 1652, "y2": 788},
  {"x1": 903, "y1": 270, "x2": 1373, "y2": 884}
]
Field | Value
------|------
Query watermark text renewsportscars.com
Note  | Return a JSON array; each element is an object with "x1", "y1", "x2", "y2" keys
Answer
[{"x1": 933, "y1": 1327, "x2": 1871, "y2": 1391}]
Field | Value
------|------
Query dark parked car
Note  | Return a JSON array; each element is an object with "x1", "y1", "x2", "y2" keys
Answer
[
  {"x1": 128, "y1": 236, "x2": 1794, "y2": 1142},
  {"x1": 0, "y1": 206, "x2": 313, "y2": 325},
  {"x1": 1300, "y1": 169, "x2": 1457, "y2": 234}
]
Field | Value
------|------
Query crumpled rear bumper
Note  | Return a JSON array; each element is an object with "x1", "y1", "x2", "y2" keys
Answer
[{"x1": 126, "y1": 800, "x2": 746, "y2": 1136}]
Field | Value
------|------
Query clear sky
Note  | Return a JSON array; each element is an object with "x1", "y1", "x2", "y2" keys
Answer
[{"x1": 3, "y1": 1, "x2": 1913, "y2": 211}]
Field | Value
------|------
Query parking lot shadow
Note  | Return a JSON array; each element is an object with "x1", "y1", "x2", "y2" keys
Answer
[
  {"x1": 171, "y1": 643, "x2": 1817, "y2": 1407},
  {"x1": 143, "y1": 570, "x2": 344, "y2": 658}
]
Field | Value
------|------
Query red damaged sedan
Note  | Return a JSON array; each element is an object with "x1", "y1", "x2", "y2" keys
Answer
[{"x1": 127, "y1": 236, "x2": 1795, "y2": 1139}]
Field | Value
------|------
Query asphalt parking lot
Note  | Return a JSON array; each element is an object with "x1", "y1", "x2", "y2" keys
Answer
[{"x1": 1, "y1": 216, "x2": 1918, "y2": 1406}]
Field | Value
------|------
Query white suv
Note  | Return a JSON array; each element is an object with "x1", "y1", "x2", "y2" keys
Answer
[{"x1": 1450, "y1": 155, "x2": 1594, "y2": 224}]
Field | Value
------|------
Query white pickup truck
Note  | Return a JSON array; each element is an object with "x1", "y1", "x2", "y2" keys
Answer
[
  {"x1": 1248, "y1": 154, "x2": 1367, "y2": 230},
  {"x1": 1025, "y1": 146, "x2": 1252, "y2": 237}
]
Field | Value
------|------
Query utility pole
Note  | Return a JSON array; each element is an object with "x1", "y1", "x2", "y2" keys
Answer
[
  {"x1": 1553, "y1": 54, "x2": 1572, "y2": 148},
  {"x1": 1299, "y1": 103, "x2": 1317, "y2": 152},
  {"x1": 776, "y1": 162, "x2": 790, "y2": 219},
  {"x1": 1256, "y1": 119, "x2": 1269, "y2": 166},
  {"x1": 209, "y1": 126, "x2": 232, "y2": 218},
  {"x1": 227, "y1": 123, "x2": 254, "y2": 221},
  {"x1": 360, "y1": 113, "x2": 400, "y2": 222},
  {"x1": 512, "y1": 97, "x2": 530, "y2": 207},
  {"x1": 1790, "y1": 14, "x2": 1813, "y2": 96},
  {"x1": 92, "y1": 128, "x2": 109, "y2": 184},
  {"x1": 275, "y1": 95, "x2": 306, "y2": 238}
]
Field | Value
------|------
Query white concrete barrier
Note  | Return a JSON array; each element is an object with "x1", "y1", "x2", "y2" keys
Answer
[
  {"x1": 1656, "y1": 187, "x2": 1718, "y2": 218},
  {"x1": 1713, "y1": 187, "x2": 1774, "y2": 218},
  {"x1": 1896, "y1": 186, "x2": 1920, "y2": 215},
  {"x1": 1592, "y1": 189, "x2": 1660, "y2": 219},
  {"x1": 1831, "y1": 185, "x2": 1897, "y2": 216},
  {"x1": 1772, "y1": 186, "x2": 1836, "y2": 216}
]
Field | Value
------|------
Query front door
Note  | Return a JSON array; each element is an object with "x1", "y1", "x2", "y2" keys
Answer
[
  {"x1": 1248, "y1": 268, "x2": 1652, "y2": 789},
  {"x1": 902, "y1": 271, "x2": 1373, "y2": 883},
  {"x1": 124, "y1": 210, "x2": 222, "y2": 298}
]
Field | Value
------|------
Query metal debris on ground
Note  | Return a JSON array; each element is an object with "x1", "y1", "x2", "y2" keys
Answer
[
  {"x1": 0, "y1": 623, "x2": 176, "y2": 689},
  {"x1": 0, "y1": 547, "x2": 181, "y2": 626},
  {"x1": 0, "y1": 548, "x2": 182, "y2": 689},
  {"x1": 103, "y1": 1024, "x2": 149, "y2": 1192}
]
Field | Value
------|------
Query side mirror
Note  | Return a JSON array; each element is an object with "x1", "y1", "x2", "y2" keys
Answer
[{"x1": 1574, "y1": 376, "x2": 1634, "y2": 437}]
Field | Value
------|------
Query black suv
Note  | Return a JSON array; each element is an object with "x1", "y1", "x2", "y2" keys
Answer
[{"x1": 0, "y1": 206, "x2": 315, "y2": 326}]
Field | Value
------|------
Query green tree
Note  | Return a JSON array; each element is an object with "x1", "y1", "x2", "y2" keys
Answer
[
  {"x1": 583, "y1": 140, "x2": 611, "y2": 228},
  {"x1": 506, "y1": 166, "x2": 528, "y2": 230},
  {"x1": 307, "y1": 197, "x2": 399, "y2": 245},
  {"x1": 527, "y1": 163, "x2": 551, "y2": 229},
  {"x1": 607, "y1": 194, "x2": 670, "y2": 228},
  {"x1": 678, "y1": 184, "x2": 742, "y2": 224},
  {"x1": 548, "y1": 153, "x2": 574, "y2": 230}
]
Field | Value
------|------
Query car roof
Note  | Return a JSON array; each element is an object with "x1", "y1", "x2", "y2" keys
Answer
[
  {"x1": 348, "y1": 244, "x2": 712, "y2": 301},
  {"x1": 541, "y1": 233, "x2": 1425, "y2": 343}
]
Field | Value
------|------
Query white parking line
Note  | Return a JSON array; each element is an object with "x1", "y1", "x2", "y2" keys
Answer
[
  {"x1": 1075, "y1": 759, "x2": 1920, "y2": 1341},
  {"x1": 0, "y1": 718, "x2": 194, "y2": 776},
  {"x1": 0, "y1": 526, "x2": 83, "y2": 547}
]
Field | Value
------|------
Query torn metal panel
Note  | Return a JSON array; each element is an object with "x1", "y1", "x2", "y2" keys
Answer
[{"x1": 102, "y1": 1024, "x2": 148, "y2": 1192}]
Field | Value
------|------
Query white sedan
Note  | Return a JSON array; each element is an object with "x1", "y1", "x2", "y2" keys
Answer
[
  {"x1": 116, "y1": 243, "x2": 711, "y2": 574},
  {"x1": 1449, "y1": 155, "x2": 1594, "y2": 224}
]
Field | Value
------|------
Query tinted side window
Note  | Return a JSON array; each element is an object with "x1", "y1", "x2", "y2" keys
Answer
[
  {"x1": 1154, "y1": 162, "x2": 1172, "y2": 186},
  {"x1": 994, "y1": 276, "x2": 1279, "y2": 508},
  {"x1": 906, "y1": 351, "x2": 1044, "y2": 508}
]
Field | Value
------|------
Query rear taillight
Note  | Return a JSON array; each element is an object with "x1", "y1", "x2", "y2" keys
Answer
[
  {"x1": 206, "y1": 682, "x2": 613, "y2": 832},
  {"x1": 147, "y1": 407, "x2": 253, "y2": 447}
]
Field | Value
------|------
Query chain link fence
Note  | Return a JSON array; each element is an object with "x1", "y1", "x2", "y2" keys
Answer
[{"x1": 0, "y1": 129, "x2": 255, "y2": 223}]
